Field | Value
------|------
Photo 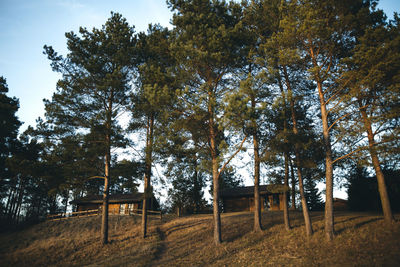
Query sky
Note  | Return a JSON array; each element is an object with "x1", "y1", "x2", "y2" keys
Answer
[
  {"x1": 0, "y1": 0, "x2": 399, "y2": 201},
  {"x1": 0, "y1": 0, "x2": 173, "y2": 132}
]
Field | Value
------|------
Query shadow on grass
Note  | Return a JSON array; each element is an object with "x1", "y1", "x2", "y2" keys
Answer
[
  {"x1": 164, "y1": 219, "x2": 209, "y2": 236},
  {"x1": 335, "y1": 217, "x2": 382, "y2": 235},
  {"x1": 222, "y1": 211, "x2": 287, "y2": 243},
  {"x1": 149, "y1": 227, "x2": 167, "y2": 265}
]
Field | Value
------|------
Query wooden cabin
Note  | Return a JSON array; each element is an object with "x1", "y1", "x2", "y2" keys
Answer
[
  {"x1": 70, "y1": 193, "x2": 159, "y2": 215},
  {"x1": 220, "y1": 185, "x2": 288, "y2": 212},
  {"x1": 333, "y1": 197, "x2": 348, "y2": 211}
]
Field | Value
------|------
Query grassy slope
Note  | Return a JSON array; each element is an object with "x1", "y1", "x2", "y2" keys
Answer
[{"x1": 1, "y1": 211, "x2": 399, "y2": 266}]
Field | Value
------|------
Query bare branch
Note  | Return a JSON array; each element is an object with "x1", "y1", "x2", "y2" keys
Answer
[
  {"x1": 217, "y1": 135, "x2": 247, "y2": 179},
  {"x1": 332, "y1": 146, "x2": 364, "y2": 165},
  {"x1": 327, "y1": 112, "x2": 353, "y2": 132},
  {"x1": 328, "y1": 104, "x2": 369, "y2": 132}
]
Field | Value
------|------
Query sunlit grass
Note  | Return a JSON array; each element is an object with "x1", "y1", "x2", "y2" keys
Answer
[{"x1": 0, "y1": 211, "x2": 399, "y2": 266}]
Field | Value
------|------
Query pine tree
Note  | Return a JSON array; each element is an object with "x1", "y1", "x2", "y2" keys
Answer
[
  {"x1": 43, "y1": 13, "x2": 137, "y2": 245},
  {"x1": 341, "y1": 10, "x2": 400, "y2": 224},
  {"x1": 168, "y1": 0, "x2": 248, "y2": 244},
  {"x1": 0, "y1": 76, "x2": 22, "y2": 214},
  {"x1": 276, "y1": 0, "x2": 372, "y2": 241},
  {"x1": 304, "y1": 175, "x2": 323, "y2": 211},
  {"x1": 130, "y1": 24, "x2": 177, "y2": 238}
]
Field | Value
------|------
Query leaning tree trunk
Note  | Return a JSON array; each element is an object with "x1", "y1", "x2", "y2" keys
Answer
[
  {"x1": 296, "y1": 163, "x2": 313, "y2": 236},
  {"x1": 142, "y1": 115, "x2": 154, "y2": 238},
  {"x1": 284, "y1": 66, "x2": 313, "y2": 236},
  {"x1": 316, "y1": 80, "x2": 335, "y2": 241},
  {"x1": 358, "y1": 101, "x2": 393, "y2": 224}
]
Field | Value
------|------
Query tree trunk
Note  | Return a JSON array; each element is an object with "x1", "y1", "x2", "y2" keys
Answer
[
  {"x1": 212, "y1": 155, "x2": 221, "y2": 244},
  {"x1": 101, "y1": 148, "x2": 110, "y2": 245},
  {"x1": 296, "y1": 162, "x2": 313, "y2": 236},
  {"x1": 283, "y1": 152, "x2": 291, "y2": 231},
  {"x1": 289, "y1": 159, "x2": 296, "y2": 210},
  {"x1": 63, "y1": 191, "x2": 69, "y2": 214},
  {"x1": 141, "y1": 176, "x2": 149, "y2": 237},
  {"x1": 251, "y1": 93, "x2": 262, "y2": 232},
  {"x1": 277, "y1": 73, "x2": 290, "y2": 231},
  {"x1": 12, "y1": 177, "x2": 25, "y2": 223},
  {"x1": 4, "y1": 188, "x2": 13, "y2": 217},
  {"x1": 6, "y1": 186, "x2": 16, "y2": 219},
  {"x1": 253, "y1": 133, "x2": 262, "y2": 232},
  {"x1": 316, "y1": 80, "x2": 334, "y2": 241},
  {"x1": 359, "y1": 101, "x2": 393, "y2": 224},
  {"x1": 283, "y1": 66, "x2": 312, "y2": 236},
  {"x1": 209, "y1": 90, "x2": 221, "y2": 245},
  {"x1": 142, "y1": 115, "x2": 154, "y2": 238},
  {"x1": 308, "y1": 45, "x2": 335, "y2": 241}
]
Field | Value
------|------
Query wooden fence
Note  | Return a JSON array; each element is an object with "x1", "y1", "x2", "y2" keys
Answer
[{"x1": 47, "y1": 208, "x2": 162, "y2": 221}]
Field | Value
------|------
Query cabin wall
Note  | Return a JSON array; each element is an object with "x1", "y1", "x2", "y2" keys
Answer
[
  {"x1": 267, "y1": 194, "x2": 283, "y2": 211},
  {"x1": 77, "y1": 202, "x2": 144, "y2": 214},
  {"x1": 222, "y1": 194, "x2": 284, "y2": 213},
  {"x1": 223, "y1": 197, "x2": 250, "y2": 212},
  {"x1": 77, "y1": 203, "x2": 100, "y2": 212}
]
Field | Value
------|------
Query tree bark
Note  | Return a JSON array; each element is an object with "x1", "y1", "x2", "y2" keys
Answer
[
  {"x1": 142, "y1": 115, "x2": 154, "y2": 238},
  {"x1": 253, "y1": 132, "x2": 262, "y2": 232},
  {"x1": 12, "y1": 177, "x2": 25, "y2": 223},
  {"x1": 277, "y1": 74, "x2": 290, "y2": 231},
  {"x1": 212, "y1": 155, "x2": 222, "y2": 244},
  {"x1": 283, "y1": 66, "x2": 312, "y2": 236},
  {"x1": 101, "y1": 148, "x2": 110, "y2": 245},
  {"x1": 101, "y1": 98, "x2": 112, "y2": 245},
  {"x1": 289, "y1": 159, "x2": 296, "y2": 210},
  {"x1": 251, "y1": 93, "x2": 262, "y2": 232},
  {"x1": 283, "y1": 152, "x2": 291, "y2": 231},
  {"x1": 358, "y1": 101, "x2": 394, "y2": 224},
  {"x1": 317, "y1": 80, "x2": 334, "y2": 241},
  {"x1": 308, "y1": 45, "x2": 335, "y2": 241},
  {"x1": 209, "y1": 90, "x2": 221, "y2": 245}
]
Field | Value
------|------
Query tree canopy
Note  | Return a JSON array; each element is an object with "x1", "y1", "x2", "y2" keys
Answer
[{"x1": 1, "y1": 0, "x2": 399, "y2": 246}]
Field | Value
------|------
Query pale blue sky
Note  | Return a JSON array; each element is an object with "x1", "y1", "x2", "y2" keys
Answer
[{"x1": 0, "y1": 0, "x2": 173, "y2": 132}]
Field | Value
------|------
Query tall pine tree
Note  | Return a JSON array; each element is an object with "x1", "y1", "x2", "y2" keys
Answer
[{"x1": 43, "y1": 13, "x2": 137, "y2": 245}]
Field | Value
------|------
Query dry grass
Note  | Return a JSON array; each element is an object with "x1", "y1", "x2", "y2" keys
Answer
[{"x1": 1, "y1": 211, "x2": 399, "y2": 266}]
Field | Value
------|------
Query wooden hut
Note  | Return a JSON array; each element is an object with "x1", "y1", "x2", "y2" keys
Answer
[
  {"x1": 333, "y1": 197, "x2": 348, "y2": 211},
  {"x1": 220, "y1": 185, "x2": 288, "y2": 212},
  {"x1": 70, "y1": 193, "x2": 159, "y2": 215}
]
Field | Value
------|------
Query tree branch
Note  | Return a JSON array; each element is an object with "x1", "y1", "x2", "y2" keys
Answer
[
  {"x1": 332, "y1": 146, "x2": 364, "y2": 165},
  {"x1": 217, "y1": 135, "x2": 247, "y2": 179}
]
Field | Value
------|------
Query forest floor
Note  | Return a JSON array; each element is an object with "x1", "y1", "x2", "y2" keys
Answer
[{"x1": 0, "y1": 210, "x2": 399, "y2": 266}]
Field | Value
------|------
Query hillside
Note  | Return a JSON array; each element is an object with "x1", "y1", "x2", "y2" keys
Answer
[{"x1": 1, "y1": 211, "x2": 399, "y2": 266}]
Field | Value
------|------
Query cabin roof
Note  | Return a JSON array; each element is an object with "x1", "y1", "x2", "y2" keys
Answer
[
  {"x1": 333, "y1": 197, "x2": 348, "y2": 203},
  {"x1": 220, "y1": 184, "x2": 288, "y2": 198},
  {"x1": 70, "y1": 193, "x2": 149, "y2": 204}
]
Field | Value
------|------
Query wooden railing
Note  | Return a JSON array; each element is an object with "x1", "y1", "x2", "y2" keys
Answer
[
  {"x1": 47, "y1": 209, "x2": 99, "y2": 221},
  {"x1": 47, "y1": 208, "x2": 162, "y2": 221}
]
